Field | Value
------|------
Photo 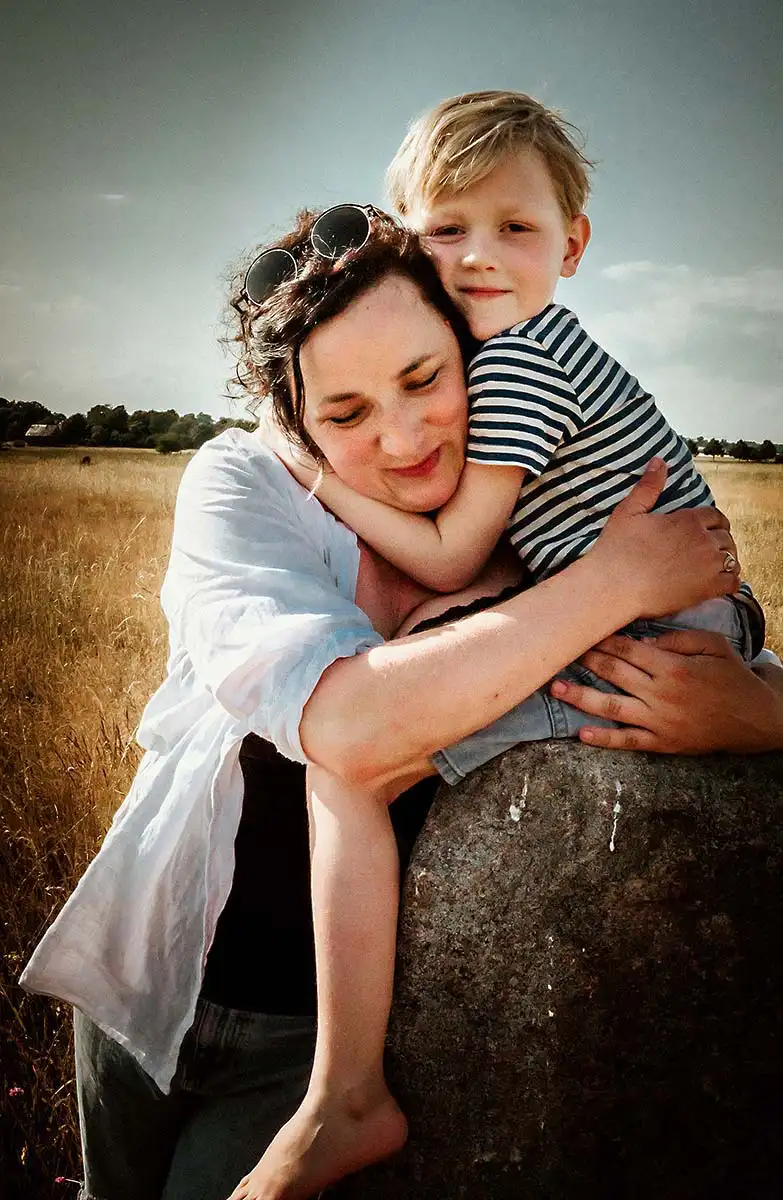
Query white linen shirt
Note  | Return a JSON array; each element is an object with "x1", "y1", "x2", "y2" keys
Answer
[
  {"x1": 20, "y1": 429, "x2": 384, "y2": 1092},
  {"x1": 20, "y1": 427, "x2": 783, "y2": 1091}
]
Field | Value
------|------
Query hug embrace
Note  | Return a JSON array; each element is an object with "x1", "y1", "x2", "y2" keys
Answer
[{"x1": 21, "y1": 91, "x2": 783, "y2": 1200}]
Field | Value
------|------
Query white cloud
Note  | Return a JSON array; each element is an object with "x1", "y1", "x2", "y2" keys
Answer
[
  {"x1": 592, "y1": 263, "x2": 783, "y2": 355},
  {"x1": 98, "y1": 193, "x2": 127, "y2": 202},
  {"x1": 574, "y1": 262, "x2": 783, "y2": 441},
  {"x1": 633, "y1": 362, "x2": 781, "y2": 442}
]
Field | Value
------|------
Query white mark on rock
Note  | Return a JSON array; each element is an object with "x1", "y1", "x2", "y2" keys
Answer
[
  {"x1": 509, "y1": 777, "x2": 528, "y2": 822},
  {"x1": 544, "y1": 933, "x2": 556, "y2": 1019},
  {"x1": 609, "y1": 781, "x2": 623, "y2": 852}
]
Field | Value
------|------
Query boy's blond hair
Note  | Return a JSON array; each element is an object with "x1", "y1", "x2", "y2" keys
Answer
[{"x1": 387, "y1": 90, "x2": 593, "y2": 223}]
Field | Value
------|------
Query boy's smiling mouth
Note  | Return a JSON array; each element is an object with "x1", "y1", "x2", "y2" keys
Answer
[{"x1": 459, "y1": 286, "x2": 510, "y2": 299}]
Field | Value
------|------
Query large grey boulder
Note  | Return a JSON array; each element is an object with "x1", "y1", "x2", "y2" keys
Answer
[{"x1": 338, "y1": 742, "x2": 783, "y2": 1199}]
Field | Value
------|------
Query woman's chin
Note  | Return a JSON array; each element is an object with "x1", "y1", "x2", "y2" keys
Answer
[
  {"x1": 391, "y1": 475, "x2": 460, "y2": 513},
  {"x1": 383, "y1": 455, "x2": 463, "y2": 512}
]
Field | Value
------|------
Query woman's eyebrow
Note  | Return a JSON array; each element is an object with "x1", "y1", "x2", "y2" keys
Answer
[
  {"x1": 315, "y1": 354, "x2": 438, "y2": 409},
  {"x1": 318, "y1": 391, "x2": 360, "y2": 409},
  {"x1": 399, "y1": 354, "x2": 437, "y2": 379}
]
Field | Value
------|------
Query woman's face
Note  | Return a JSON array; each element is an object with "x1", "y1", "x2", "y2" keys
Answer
[{"x1": 300, "y1": 273, "x2": 468, "y2": 512}]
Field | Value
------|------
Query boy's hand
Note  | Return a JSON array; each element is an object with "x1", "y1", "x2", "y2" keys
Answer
[{"x1": 262, "y1": 417, "x2": 322, "y2": 490}]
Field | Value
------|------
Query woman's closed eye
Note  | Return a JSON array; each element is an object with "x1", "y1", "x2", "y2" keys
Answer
[
  {"x1": 405, "y1": 367, "x2": 440, "y2": 392},
  {"x1": 327, "y1": 408, "x2": 363, "y2": 426}
]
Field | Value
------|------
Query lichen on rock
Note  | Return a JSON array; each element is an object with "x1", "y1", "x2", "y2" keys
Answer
[{"x1": 336, "y1": 742, "x2": 783, "y2": 1199}]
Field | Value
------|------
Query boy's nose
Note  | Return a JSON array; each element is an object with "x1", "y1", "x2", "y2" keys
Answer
[{"x1": 460, "y1": 234, "x2": 497, "y2": 270}]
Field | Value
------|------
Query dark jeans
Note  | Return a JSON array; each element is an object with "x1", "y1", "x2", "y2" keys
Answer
[{"x1": 74, "y1": 1000, "x2": 316, "y2": 1200}]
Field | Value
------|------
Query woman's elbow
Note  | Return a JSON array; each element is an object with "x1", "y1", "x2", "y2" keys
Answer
[
  {"x1": 301, "y1": 721, "x2": 389, "y2": 787},
  {"x1": 299, "y1": 663, "x2": 387, "y2": 785}
]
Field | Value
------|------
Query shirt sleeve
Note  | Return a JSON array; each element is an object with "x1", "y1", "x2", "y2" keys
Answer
[
  {"x1": 159, "y1": 432, "x2": 384, "y2": 762},
  {"x1": 466, "y1": 334, "x2": 582, "y2": 476}
]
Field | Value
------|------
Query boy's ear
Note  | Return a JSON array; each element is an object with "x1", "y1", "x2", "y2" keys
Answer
[{"x1": 560, "y1": 213, "x2": 591, "y2": 279}]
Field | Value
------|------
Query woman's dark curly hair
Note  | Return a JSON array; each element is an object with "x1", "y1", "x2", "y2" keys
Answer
[{"x1": 226, "y1": 207, "x2": 477, "y2": 462}]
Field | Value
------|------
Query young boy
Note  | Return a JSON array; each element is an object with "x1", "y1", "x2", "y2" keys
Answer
[
  {"x1": 286, "y1": 90, "x2": 763, "y2": 768},
  {"x1": 238, "y1": 93, "x2": 763, "y2": 1200}
]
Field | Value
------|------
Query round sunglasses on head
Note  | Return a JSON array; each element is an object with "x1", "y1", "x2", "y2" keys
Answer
[{"x1": 243, "y1": 204, "x2": 381, "y2": 307}]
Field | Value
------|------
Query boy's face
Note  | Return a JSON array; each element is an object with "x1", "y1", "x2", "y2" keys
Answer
[{"x1": 410, "y1": 147, "x2": 590, "y2": 341}]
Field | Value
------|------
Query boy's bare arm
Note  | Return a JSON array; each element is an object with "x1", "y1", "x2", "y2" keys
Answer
[{"x1": 308, "y1": 460, "x2": 525, "y2": 592}]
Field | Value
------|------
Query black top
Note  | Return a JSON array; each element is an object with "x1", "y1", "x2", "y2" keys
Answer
[
  {"x1": 200, "y1": 586, "x2": 524, "y2": 1014},
  {"x1": 200, "y1": 733, "x2": 437, "y2": 1014}
]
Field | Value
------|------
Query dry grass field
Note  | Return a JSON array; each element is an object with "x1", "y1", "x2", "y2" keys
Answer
[{"x1": 1, "y1": 447, "x2": 781, "y2": 1197}]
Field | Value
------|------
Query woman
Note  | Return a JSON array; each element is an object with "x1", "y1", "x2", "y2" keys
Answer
[{"x1": 21, "y1": 208, "x2": 783, "y2": 1200}]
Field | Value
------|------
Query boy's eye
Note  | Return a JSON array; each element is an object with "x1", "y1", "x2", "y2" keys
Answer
[
  {"x1": 426, "y1": 226, "x2": 462, "y2": 239},
  {"x1": 505, "y1": 221, "x2": 532, "y2": 233}
]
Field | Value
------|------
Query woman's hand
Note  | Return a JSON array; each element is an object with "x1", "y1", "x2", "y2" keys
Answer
[
  {"x1": 591, "y1": 458, "x2": 740, "y2": 622},
  {"x1": 550, "y1": 629, "x2": 783, "y2": 754}
]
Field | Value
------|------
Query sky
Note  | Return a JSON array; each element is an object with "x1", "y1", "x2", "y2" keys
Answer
[{"x1": 1, "y1": 0, "x2": 781, "y2": 440}]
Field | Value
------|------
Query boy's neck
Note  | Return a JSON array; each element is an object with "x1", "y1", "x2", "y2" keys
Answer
[{"x1": 482, "y1": 297, "x2": 561, "y2": 341}]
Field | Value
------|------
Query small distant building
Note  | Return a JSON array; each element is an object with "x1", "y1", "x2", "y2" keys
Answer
[{"x1": 24, "y1": 423, "x2": 62, "y2": 444}]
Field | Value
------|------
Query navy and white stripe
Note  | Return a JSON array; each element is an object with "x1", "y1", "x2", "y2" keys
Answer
[{"x1": 467, "y1": 304, "x2": 714, "y2": 581}]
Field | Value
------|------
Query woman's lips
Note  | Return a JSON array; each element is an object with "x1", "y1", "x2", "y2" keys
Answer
[{"x1": 388, "y1": 447, "x2": 442, "y2": 478}]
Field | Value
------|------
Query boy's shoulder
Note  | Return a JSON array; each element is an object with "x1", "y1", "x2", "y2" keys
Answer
[
  {"x1": 508, "y1": 303, "x2": 582, "y2": 346},
  {"x1": 471, "y1": 304, "x2": 584, "y2": 358},
  {"x1": 469, "y1": 305, "x2": 585, "y2": 374}
]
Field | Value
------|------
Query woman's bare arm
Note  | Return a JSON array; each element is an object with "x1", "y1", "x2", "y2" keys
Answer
[
  {"x1": 300, "y1": 461, "x2": 740, "y2": 788},
  {"x1": 551, "y1": 629, "x2": 783, "y2": 754}
]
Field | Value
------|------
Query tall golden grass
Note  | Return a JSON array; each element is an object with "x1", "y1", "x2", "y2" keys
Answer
[
  {"x1": 1, "y1": 448, "x2": 781, "y2": 1197},
  {"x1": 1, "y1": 449, "x2": 181, "y2": 1197}
]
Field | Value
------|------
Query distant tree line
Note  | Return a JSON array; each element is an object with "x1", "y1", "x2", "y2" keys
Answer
[
  {"x1": 0, "y1": 398, "x2": 256, "y2": 454},
  {"x1": 2, "y1": 398, "x2": 780, "y2": 462},
  {"x1": 684, "y1": 436, "x2": 781, "y2": 463}
]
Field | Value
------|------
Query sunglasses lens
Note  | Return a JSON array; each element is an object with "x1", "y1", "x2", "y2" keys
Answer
[
  {"x1": 311, "y1": 206, "x2": 371, "y2": 259},
  {"x1": 244, "y1": 249, "x2": 296, "y2": 305}
]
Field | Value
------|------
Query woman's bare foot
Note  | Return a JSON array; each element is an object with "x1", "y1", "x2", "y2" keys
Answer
[{"x1": 226, "y1": 1087, "x2": 408, "y2": 1200}]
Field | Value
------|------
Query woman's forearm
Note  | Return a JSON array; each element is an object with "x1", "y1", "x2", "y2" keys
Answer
[{"x1": 300, "y1": 551, "x2": 634, "y2": 786}]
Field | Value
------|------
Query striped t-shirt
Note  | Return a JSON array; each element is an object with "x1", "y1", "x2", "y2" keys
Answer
[{"x1": 467, "y1": 303, "x2": 714, "y2": 583}]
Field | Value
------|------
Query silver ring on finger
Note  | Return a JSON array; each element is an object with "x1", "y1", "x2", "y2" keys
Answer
[{"x1": 721, "y1": 551, "x2": 738, "y2": 573}]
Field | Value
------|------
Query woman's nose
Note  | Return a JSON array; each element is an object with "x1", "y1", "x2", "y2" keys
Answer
[{"x1": 379, "y1": 414, "x2": 425, "y2": 459}]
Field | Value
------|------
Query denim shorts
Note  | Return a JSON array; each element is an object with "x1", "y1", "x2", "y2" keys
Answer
[
  {"x1": 74, "y1": 1000, "x2": 316, "y2": 1200},
  {"x1": 432, "y1": 594, "x2": 761, "y2": 786}
]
